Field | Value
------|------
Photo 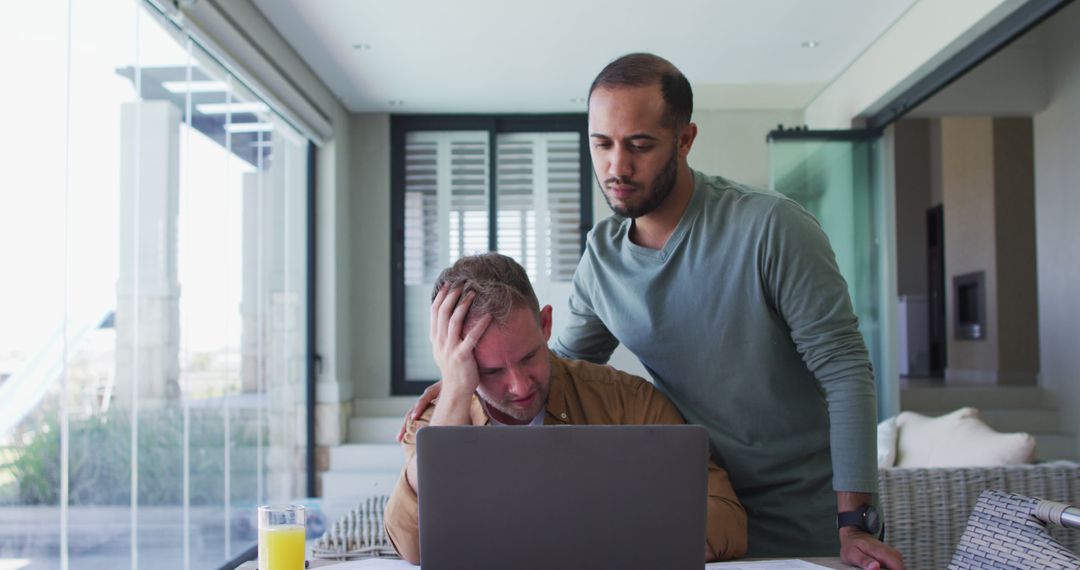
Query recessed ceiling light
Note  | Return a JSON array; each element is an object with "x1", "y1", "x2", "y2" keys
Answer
[{"x1": 801, "y1": 40, "x2": 821, "y2": 48}]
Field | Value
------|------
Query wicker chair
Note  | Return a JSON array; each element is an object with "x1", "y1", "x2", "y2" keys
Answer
[
  {"x1": 948, "y1": 489, "x2": 1079, "y2": 569},
  {"x1": 311, "y1": 496, "x2": 399, "y2": 561},
  {"x1": 879, "y1": 462, "x2": 1080, "y2": 570}
]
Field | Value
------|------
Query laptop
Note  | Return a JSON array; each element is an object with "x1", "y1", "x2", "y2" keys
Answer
[{"x1": 417, "y1": 424, "x2": 708, "y2": 570}]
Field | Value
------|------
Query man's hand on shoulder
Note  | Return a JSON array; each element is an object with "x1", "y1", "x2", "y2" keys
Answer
[
  {"x1": 397, "y1": 382, "x2": 442, "y2": 443},
  {"x1": 839, "y1": 528, "x2": 905, "y2": 570}
]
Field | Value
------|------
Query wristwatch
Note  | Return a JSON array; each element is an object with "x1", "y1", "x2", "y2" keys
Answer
[{"x1": 837, "y1": 505, "x2": 885, "y2": 540}]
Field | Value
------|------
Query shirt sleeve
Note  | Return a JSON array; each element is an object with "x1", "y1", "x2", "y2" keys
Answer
[
  {"x1": 384, "y1": 399, "x2": 488, "y2": 564},
  {"x1": 550, "y1": 246, "x2": 621, "y2": 364},
  {"x1": 383, "y1": 413, "x2": 426, "y2": 564},
  {"x1": 761, "y1": 199, "x2": 879, "y2": 494},
  {"x1": 630, "y1": 378, "x2": 748, "y2": 560}
]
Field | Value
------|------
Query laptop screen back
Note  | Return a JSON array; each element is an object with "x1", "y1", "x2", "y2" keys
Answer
[{"x1": 417, "y1": 424, "x2": 708, "y2": 570}]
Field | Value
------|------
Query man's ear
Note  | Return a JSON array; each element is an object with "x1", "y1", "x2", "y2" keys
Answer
[
  {"x1": 539, "y1": 305, "x2": 553, "y2": 341},
  {"x1": 678, "y1": 122, "x2": 698, "y2": 158}
]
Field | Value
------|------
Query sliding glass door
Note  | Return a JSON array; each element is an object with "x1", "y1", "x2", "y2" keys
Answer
[
  {"x1": 767, "y1": 130, "x2": 898, "y2": 419},
  {"x1": 0, "y1": 2, "x2": 311, "y2": 568}
]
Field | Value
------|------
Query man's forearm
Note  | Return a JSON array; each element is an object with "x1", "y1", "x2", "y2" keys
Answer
[
  {"x1": 429, "y1": 388, "x2": 473, "y2": 426},
  {"x1": 837, "y1": 491, "x2": 874, "y2": 511}
]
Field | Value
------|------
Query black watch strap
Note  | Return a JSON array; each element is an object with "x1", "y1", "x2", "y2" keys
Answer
[{"x1": 837, "y1": 506, "x2": 885, "y2": 541}]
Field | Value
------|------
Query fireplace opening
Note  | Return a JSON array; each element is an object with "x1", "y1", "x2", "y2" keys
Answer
[{"x1": 954, "y1": 271, "x2": 986, "y2": 340}]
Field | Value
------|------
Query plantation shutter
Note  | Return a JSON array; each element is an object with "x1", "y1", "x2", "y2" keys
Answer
[
  {"x1": 403, "y1": 131, "x2": 489, "y2": 380},
  {"x1": 399, "y1": 127, "x2": 584, "y2": 385},
  {"x1": 544, "y1": 134, "x2": 584, "y2": 282},
  {"x1": 495, "y1": 132, "x2": 582, "y2": 283}
]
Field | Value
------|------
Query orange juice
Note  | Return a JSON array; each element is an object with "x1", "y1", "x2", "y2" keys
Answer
[{"x1": 258, "y1": 524, "x2": 306, "y2": 570}]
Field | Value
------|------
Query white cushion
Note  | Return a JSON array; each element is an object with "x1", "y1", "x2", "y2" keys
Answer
[
  {"x1": 877, "y1": 415, "x2": 899, "y2": 468},
  {"x1": 894, "y1": 407, "x2": 1036, "y2": 468}
]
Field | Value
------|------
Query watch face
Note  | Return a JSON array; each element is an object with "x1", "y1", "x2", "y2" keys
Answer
[{"x1": 865, "y1": 507, "x2": 882, "y2": 534}]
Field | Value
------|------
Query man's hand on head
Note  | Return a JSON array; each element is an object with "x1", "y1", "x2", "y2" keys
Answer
[
  {"x1": 426, "y1": 285, "x2": 492, "y2": 427},
  {"x1": 403, "y1": 285, "x2": 493, "y2": 491}
]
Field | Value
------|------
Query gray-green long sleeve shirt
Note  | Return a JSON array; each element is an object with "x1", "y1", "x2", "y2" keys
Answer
[{"x1": 552, "y1": 170, "x2": 878, "y2": 557}]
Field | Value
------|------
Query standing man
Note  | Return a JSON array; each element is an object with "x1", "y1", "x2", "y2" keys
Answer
[{"x1": 550, "y1": 53, "x2": 902, "y2": 568}]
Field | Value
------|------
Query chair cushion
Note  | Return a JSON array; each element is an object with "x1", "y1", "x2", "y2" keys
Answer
[
  {"x1": 894, "y1": 407, "x2": 1036, "y2": 468},
  {"x1": 877, "y1": 415, "x2": 899, "y2": 468}
]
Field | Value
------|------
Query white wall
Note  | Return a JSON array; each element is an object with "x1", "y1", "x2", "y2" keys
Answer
[
  {"x1": 349, "y1": 114, "x2": 392, "y2": 398},
  {"x1": 1033, "y1": 3, "x2": 1080, "y2": 456},
  {"x1": 689, "y1": 109, "x2": 804, "y2": 188}
]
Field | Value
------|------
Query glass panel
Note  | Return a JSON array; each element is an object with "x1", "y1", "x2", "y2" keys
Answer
[
  {"x1": 1, "y1": 1, "x2": 141, "y2": 568},
  {"x1": 0, "y1": 2, "x2": 310, "y2": 568},
  {"x1": 768, "y1": 137, "x2": 897, "y2": 418}
]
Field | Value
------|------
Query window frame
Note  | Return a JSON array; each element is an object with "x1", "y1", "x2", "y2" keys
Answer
[{"x1": 390, "y1": 114, "x2": 592, "y2": 395}]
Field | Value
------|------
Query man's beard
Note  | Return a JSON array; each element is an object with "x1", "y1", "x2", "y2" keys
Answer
[
  {"x1": 601, "y1": 144, "x2": 679, "y2": 219},
  {"x1": 480, "y1": 384, "x2": 548, "y2": 422}
]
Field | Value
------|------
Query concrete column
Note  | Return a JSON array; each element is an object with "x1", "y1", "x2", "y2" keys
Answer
[
  {"x1": 115, "y1": 100, "x2": 181, "y2": 408},
  {"x1": 940, "y1": 116, "x2": 1039, "y2": 385}
]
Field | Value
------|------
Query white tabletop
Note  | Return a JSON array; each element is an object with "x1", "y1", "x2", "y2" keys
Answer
[{"x1": 238, "y1": 557, "x2": 853, "y2": 569}]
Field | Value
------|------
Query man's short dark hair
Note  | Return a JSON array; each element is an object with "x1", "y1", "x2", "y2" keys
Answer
[
  {"x1": 589, "y1": 53, "x2": 693, "y2": 129},
  {"x1": 431, "y1": 253, "x2": 540, "y2": 326}
]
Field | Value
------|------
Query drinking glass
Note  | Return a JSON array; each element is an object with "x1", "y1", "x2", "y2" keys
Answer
[{"x1": 258, "y1": 505, "x2": 306, "y2": 570}]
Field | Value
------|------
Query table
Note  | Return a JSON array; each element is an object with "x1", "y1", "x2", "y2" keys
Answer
[{"x1": 237, "y1": 556, "x2": 854, "y2": 569}]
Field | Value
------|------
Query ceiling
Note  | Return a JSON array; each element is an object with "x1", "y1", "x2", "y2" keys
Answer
[{"x1": 252, "y1": 0, "x2": 919, "y2": 114}]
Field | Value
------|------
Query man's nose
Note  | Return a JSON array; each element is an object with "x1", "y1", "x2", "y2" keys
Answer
[
  {"x1": 505, "y1": 367, "x2": 532, "y2": 395},
  {"x1": 608, "y1": 146, "x2": 632, "y2": 180}
]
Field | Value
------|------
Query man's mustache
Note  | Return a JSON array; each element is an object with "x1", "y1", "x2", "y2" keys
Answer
[{"x1": 604, "y1": 177, "x2": 641, "y2": 188}]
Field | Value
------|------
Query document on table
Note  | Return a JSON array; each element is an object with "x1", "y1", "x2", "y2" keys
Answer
[{"x1": 706, "y1": 560, "x2": 834, "y2": 569}]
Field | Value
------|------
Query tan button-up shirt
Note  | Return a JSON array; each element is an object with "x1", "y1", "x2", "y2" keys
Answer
[{"x1": 385, "y1": 355, "x2": 748, "y2": 563}]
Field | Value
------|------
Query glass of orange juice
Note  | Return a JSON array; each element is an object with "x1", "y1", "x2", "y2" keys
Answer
[{"x1": 258, "y1": 505, "x2": 307, "y2": 570}]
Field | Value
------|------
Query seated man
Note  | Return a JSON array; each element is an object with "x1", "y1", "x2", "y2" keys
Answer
[{"x1": 384, "y1": 253, "x2": 747, "y2": 564}]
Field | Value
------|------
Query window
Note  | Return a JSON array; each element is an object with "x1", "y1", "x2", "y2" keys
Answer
[
  {"x1": 391, "y1": 116, "x2": 591, "y2": 394},
  {"x1": 0, "y1": 2, "x2": 312, "y2": 568}
]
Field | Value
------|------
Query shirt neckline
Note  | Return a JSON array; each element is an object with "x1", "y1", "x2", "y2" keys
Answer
[{"x1": 622, "y1": 169, "x2": 705, "y2": 262}]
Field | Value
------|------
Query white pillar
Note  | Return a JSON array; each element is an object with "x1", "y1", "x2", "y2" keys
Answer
[{"x1": 115, "y1": 100, "x2": 181, "y2": 408}]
